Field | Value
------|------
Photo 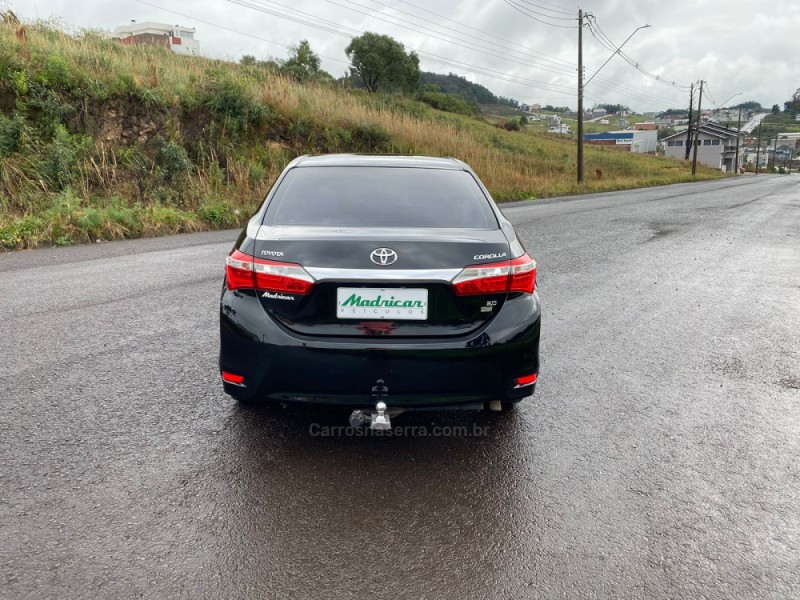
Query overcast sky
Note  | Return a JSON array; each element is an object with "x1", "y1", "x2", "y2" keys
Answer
[{"x1": 13, "y1": 0, "x2": 800, "y2": 113}]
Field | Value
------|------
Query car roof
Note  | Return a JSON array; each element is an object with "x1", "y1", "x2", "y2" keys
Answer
[{"x1": 292, "y1": 154, "x2": 466, "y2": 170}]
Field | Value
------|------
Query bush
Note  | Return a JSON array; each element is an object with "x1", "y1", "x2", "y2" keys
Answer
[
  {"x1": 0, "y1": 114, "x2": 25, "y2": 156},
  {"x1": 153, "y1": 137, "x2": 191, "y2": 182},
  {"x1": 203, "y1": 72, "x2": 270, "y2": 139},
  {"x1": 350, "y1": 121, "x2": 390, "y2": 150},
  {"x1": 0, "y1": 214, "x2": 44, "y2": 248},
  {"x1": 198, "y1": 201, "x2": 240, "y2": 227},
  {"x1": 38, "y1": 125, "x2": 92, "y2": 191},
  {"x1": 39, "y1": 54, "x2": 72, "y2": 90},
  {"x1": 416, "y1": 91, "x2": 476, "y2": 116}
]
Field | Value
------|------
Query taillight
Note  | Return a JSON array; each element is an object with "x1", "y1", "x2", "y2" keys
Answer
[
  {"x1": 225, "y1": 249, "x2": 315, "y2": 294},
  {"x1": 452, "y1": 253, "x2": 537, "y2": 296},
  {"x1": 509, "y1": 254, "x2": 536, "y2": 294},
  {"x1": 451, "y1": 260, "x2": 510, "y2": 295}
]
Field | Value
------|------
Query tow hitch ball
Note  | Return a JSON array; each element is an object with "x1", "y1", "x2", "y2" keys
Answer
[{"x1": 349, "y1": 401, "x2": 392, "y2": 430}]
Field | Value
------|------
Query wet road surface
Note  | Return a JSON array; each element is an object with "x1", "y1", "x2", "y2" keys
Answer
[{"x1": 1, "y1": 175, "x2": 799, "y2": 598}]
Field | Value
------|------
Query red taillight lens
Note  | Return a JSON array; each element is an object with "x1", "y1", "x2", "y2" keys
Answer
[
  {"x1": 225, "y1": 249, "x2": 315, "y2": 294},
  {"x1": 509, "y1": 254, "x2": 536, "y2": 294},
  {"x1": 516, "y1": 373, "x2": 538, "y2": 386},
  {"x1": 452, "y1": 253, "x2": 537, "y2": 296},
  {"x1": 221, "y1": 371, "x2": 245, "y2": 384},
  {"x1": 225, "y1": 250, "x2": 256, "y2": 291}
]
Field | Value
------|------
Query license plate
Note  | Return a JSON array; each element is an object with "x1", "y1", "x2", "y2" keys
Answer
[{"x1": 336, "y1": 287, "x2": 428, "y2": 320}]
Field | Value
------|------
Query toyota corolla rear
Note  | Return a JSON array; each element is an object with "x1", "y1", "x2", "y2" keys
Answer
[{"x1": 219, "y1": 155, "x2": 540, "y2": 409}]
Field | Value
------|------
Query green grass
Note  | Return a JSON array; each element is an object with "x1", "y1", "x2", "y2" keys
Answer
[{"x1": 0, "y1": 21, "x2": 727, "y2": 249}]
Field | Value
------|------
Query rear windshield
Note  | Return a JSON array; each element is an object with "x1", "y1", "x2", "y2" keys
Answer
[{"x1": 264, "y1": 166, "x2": 498, "y2": 229}]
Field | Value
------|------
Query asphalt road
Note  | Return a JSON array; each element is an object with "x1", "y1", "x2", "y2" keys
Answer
[{"x1": 2, "y1": 175, "x2": 799, "y2": 599}]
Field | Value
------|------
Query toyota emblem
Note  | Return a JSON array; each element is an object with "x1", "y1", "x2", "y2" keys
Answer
[{"x1": 370, "y1": 248, "x2": 398, "y2": 266}]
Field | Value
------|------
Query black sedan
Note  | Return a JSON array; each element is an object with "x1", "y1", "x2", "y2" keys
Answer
[{"x1": 219, "y1": 155, "x2": 540, "y2": 418}]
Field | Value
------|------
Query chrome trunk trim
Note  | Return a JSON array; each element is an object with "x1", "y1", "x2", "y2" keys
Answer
[{"x1": 305, "y1": 267, "x2": 461, "y2": 283}]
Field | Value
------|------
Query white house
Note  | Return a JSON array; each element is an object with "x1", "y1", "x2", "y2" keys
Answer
[
  {"x1": 111, "y1": 21, "x2": 200, "y2": 56},
  {"x1": 549, "y1": 124, "x2": 572, "y2": 135},
  {"x1": 662, "y1": 123, "x2": 744, "y2": 171}
]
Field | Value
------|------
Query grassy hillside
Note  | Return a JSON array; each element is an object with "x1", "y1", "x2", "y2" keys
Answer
[{"x1": 0, "y1": 22, "x2": 725, "y2": 249}]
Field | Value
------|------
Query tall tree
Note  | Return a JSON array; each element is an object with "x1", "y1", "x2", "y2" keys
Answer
[
  {"x1": 282, "y1": 40, "x2": 327, "y2": 82},
  {"x1": 345, "y1": 32, "x2": 420, "y2": 93},
  {"x1": 784, "y1": 87, "x2": 800, "y2": 114}
]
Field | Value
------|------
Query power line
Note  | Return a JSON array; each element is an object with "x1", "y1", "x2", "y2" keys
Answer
[
  {"x1": 391, "y1": 0, "x2": 575, "y2": 68},
  {"x1": 327, "y1": 0, "x2": 679, "y2": 105},
  {"x1": 230, "y1": 0, "x2": 359, "y2": 37},
  {"x1": 354, "y1": 0, "x2": 579, "y2": 76},
  {"x1": 586, "y1": 16, "x2": 692, "y2": 91},
  {"x1": 330, "y1": 0, "x2": 578, "y2": 78},
  {"x1": 587, "y1": 17, "x2": 691, "y2": 91},
  {"x1": 229, "y1": 0, "x2": 581, "y2": 97},
  {"x1": 338, "y1": 0, "x2": 686, "y2": 107},
  {"x1": 229, "y1": 0, "x2": 686, "y2": 109},
  {"x1": 529, "y1": 0, "x2": 580, "y2": 12},
  {"x1": 503, "y1": 0, "x2": 578, "y2": 29},
  {"x1": 511, "y1": 0, "x2": 576, "y2": 19},
  {"x1": 702, "y1": 82, "x2": 718, "y2": 107}
]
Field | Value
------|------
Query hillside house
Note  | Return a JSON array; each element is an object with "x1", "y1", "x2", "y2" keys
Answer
[
  {"x1": 662, "y1": 123, "x2": 744, "y2": 171},
  {"x1": 111, "y1": 21, "x2": 200, "y2": 55},
  {"x1": 549, "y1": 124, "x2": 572, "y2": 135}
]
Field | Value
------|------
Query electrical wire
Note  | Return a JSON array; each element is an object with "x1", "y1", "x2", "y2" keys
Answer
[
  {"x1": 354, "y1": 0, "x2": 579, "y2": 75},
  {"x1": 392, "y1": 0, "x2": 576, "y2": 68},
  {"x1": 230, "y1": 0, "x2": 581, "y2": 97},
  {"x1": 328, "y1": 0, "x2": 578, "y2": 78},
  {"x1": 230, "y1": 0, "x2": 359, "y2": 37},
  {"x1": 702, "y1": 82, "x2": 718, "y2": 107},
  {"x1": 585, "y1": 16, "x2": 692, "y2": 91},
  {"x1": 331, "y1": 0, "x2": 684, "y2": 107},
  {"x1": 510, "y1": 0, "x2": 577, "y2": 19},
  {"x1": 503, "y1": 0, "x2": 578, "y2": 29}
]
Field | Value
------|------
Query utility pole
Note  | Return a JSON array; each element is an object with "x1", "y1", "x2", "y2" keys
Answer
[
  {"x1": 755, "y1": 121, "x2": 762, "y2": 174},
  {"x1": 691, "y1": 80, "x2": 704, "y2": 176},
  {"x1": 734, "y1": 108, "x2": 742, "y2": 174},
  {"x1": 577, "y1": 8, "x2": 584, "y2": 185},
  {"x1": 684, "y1": 82, "x2": 695, "y2": 160}
]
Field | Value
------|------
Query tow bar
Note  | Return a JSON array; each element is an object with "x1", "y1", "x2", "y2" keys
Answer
[
  {"x1": 349, "y1": 401, "x2": 398, "y2": 430},
  {"x1": 349, "y1": 379, "x2": 400, "y2": 430}
]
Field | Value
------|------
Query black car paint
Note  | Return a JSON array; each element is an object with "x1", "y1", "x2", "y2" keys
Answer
[{"x1": 219, "y1": 155, "x2": 540, "y2": 408}]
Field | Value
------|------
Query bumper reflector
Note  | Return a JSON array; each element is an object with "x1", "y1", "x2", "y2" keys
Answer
[
  {"x1": 221, "y1": 371, "x2": 245, "y2": 385},
  {"x1": 516, "y1": 373, "x2": 538, "y2": 386}
]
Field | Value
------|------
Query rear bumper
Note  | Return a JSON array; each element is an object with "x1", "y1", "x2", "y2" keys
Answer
[{"x1": 219, "y1": 288, "x2": 541, "y2": 408}]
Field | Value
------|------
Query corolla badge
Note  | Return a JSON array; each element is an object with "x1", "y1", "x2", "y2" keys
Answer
[{"x1": 370, "y1": 248, "x2": 398, "y2": 266}]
